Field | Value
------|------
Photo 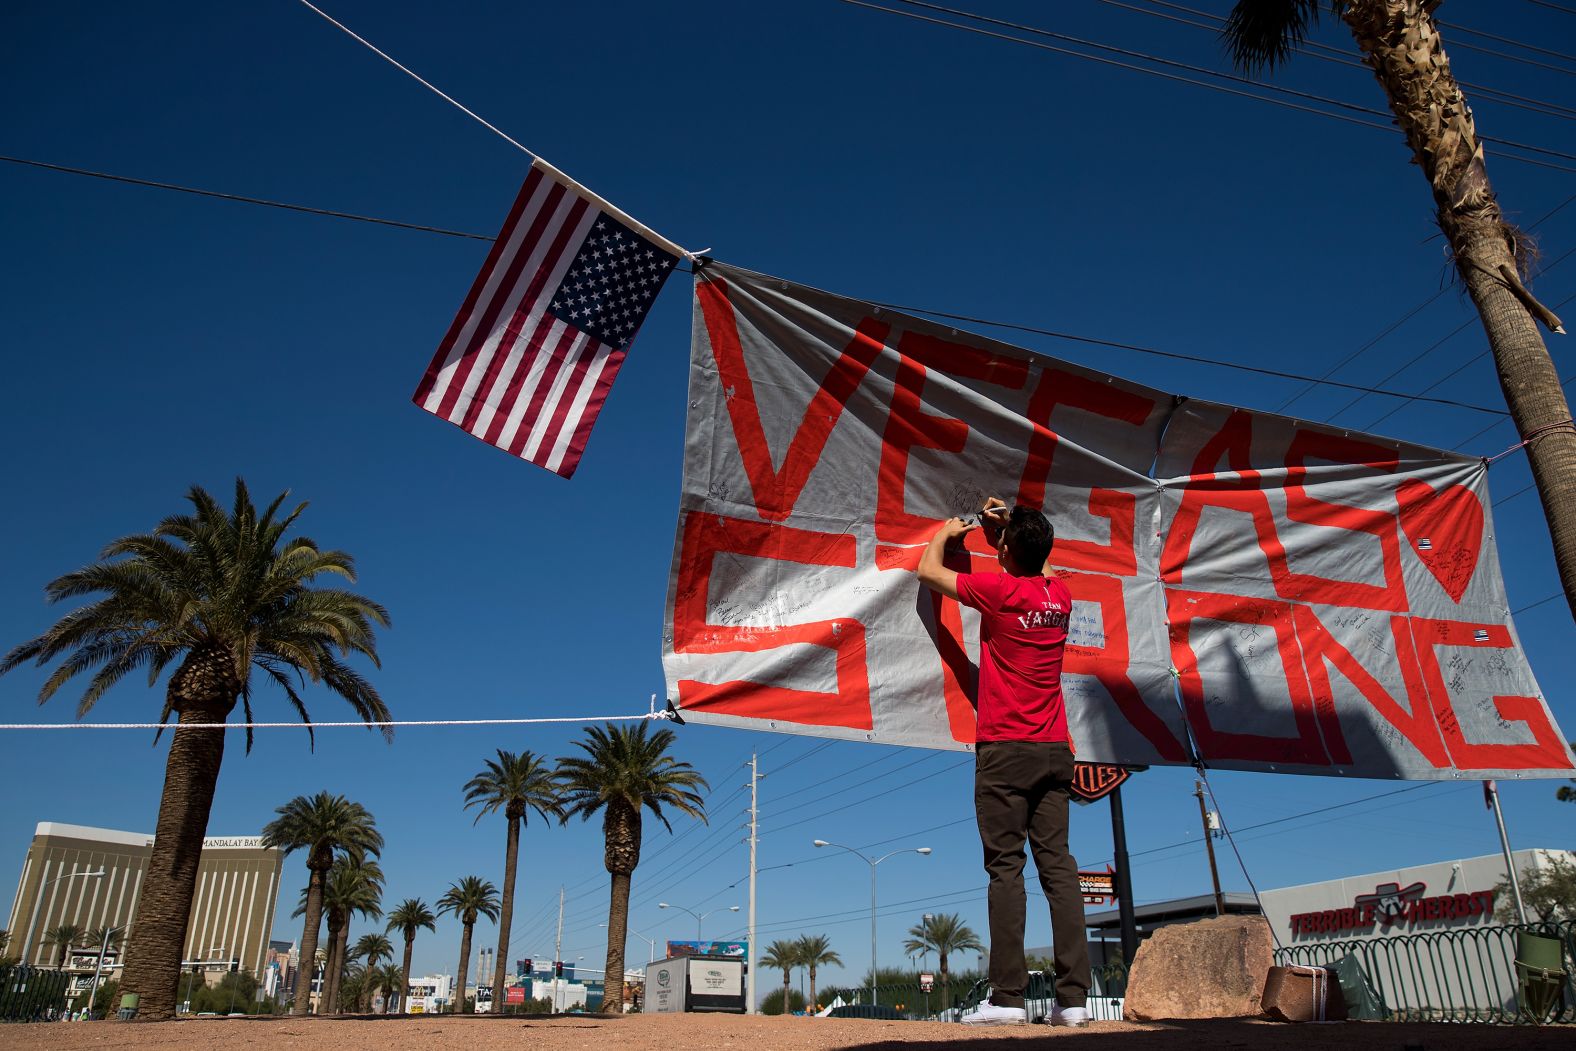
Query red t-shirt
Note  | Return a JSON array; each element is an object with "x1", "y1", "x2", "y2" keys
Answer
[{"x1": 955, "y1": 571, "x2": 1073, "y2": 743}]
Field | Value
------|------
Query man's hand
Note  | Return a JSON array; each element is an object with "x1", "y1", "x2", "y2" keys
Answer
[
  {"x1": 980, "y1": 497, "x2": 1008, "y2": 550},
  {"x1": 918, "y1": 516, "x2": 977, "y2": 599}
]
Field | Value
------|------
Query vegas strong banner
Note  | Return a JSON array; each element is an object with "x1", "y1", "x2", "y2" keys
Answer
[{"x1": 660, "y1": 261, "x2": 1575, "y2": 780}]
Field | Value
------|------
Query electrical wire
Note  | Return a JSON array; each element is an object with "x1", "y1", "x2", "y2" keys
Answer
[
  {"x1": 1439, "y1": 21, "x2": 1576, "y2": 66},
  {"x1": 1526, "y1": 0, "x2": 1576, "y2": 15},
  {"x1": 0, "y1": 155, "x2": 492, "y2": 241},
  {"x1": 837, "y1": 0, "x2": 1576, "y2": 172}
]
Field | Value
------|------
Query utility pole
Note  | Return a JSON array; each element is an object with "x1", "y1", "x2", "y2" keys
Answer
[
  {"x1": 1194, "y1": 781, "x2": 1225, "y2": 917},
  {"x1": 746, "y1": 752, "x2": 760, "y2": 1015},
  {"x1": 552, "y1": 886, "x2": 565, "y2": 1015}
]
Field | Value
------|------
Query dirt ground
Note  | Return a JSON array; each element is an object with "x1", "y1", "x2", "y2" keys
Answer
[{"x1": 6, "y1": 1012, "x2": 1571, "y2": 1051}]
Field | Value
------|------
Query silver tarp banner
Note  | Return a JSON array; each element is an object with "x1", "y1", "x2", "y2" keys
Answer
[{"x1": 661, "y1": 261, "x2": 1574, "y2": 779}]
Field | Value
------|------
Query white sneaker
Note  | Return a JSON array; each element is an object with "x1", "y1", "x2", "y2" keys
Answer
[
  {"x1": 960, "y1": 999, "x2": 1028, "y2": 1026},
  {"x1": 1050, "y1": 1003, "x2": 1091, "y2": 1027}
]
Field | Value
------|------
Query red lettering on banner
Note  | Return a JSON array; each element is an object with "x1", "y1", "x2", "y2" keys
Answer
[
  {"x1": 672, "y1": 512, "x2": 872, "y2": 730},
  {"x1": 1284, "y1": 431, "x2": 1406, "y2": 611},
  {"x1": 1289, "y1": 606, "x2": 1448, "y2": 768},
  {"x1": 1062, "y1": 573, "x2": 1188, "y2": 760},
  {"x1": 1167, "y1": 589, "x2": 1330, "y2": 766},
  {"x1": 1163, "y1": 412, "x2": 1412, "y2": 611},
  {"x1": 1018, "y1": 369, "x2": 1155, "y2": 576},
  {"x1": 874, "y1": 331, "x2": 1028, "y2": 566},
  {"x1": 698, "y1": 277, "x2": 888, "y2": 522},
  {"x1": 1406, "y1": 619, "x2": 1574, "y2": 771}
]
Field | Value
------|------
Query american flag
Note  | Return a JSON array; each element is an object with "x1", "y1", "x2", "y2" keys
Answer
[{"x1": 413, "y1": 160, "x2": 681, "y2": 477}]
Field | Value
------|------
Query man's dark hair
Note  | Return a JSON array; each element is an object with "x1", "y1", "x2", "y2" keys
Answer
[{"x1": 1003, "y1": 505, "x2": 1054, "y2": 572}]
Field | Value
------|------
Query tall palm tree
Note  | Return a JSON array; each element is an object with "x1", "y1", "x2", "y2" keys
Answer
[
  {"x1": 760, "y1": 939, "x2": 802, "y2": 1014},
  {"x1": 437, "y1": 877, "x2": 500, "y2": 1015},
  {"x1": 0, "y1": 481, "x2": 392, "y2": 1019},
  {"x1": 464, "y1": 749, "x2": 562, "y2": 1008},
  {"x1": 44, "y1": 923, "x2": 85, "y2": 967},
  {"x1": 318, "y1": 857, "x2": 384, "y2": 1013},
  {"x1": 1222, "y1": 1, "x2": 1576, "y2": 619},
  {"x1": 903, "y1": 912, "x2": 982, "y2": 1006},
  {"x1": 797, "y1": 934, "x2": 841, "y2": 1012},
  {"x1": 351, "y1": 932, "x2": 394, "y2": 1011},
  {"x1": 556, "y1": 723, "x2": 707, "y2": 1014},
  {"x1": 264, "y1": 793, "x2": 383, "y2": 1016},
  {"x1": 385, "y1": 898, "x2": 435, "y2": 1014}
]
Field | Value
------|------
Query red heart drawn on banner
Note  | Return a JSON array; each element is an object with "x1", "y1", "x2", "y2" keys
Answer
[{"x1": 1396, "y1": 480, "x2": 1484, "y2": 603}]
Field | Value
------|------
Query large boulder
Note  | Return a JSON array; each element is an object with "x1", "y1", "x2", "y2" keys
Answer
[{"x1": 1124, "y1": 915, "x2": 1274, "y2": 1021}]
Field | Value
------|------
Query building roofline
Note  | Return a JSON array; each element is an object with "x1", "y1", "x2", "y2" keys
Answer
[
  {"x1": 1255, "y1": 848, "x2": 1570, "y2": 896},
  {"x1": 34, "y1": 821, "x2": 273, "y2": 850}
]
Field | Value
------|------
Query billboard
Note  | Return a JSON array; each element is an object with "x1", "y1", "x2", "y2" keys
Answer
[{"x1": 665, "y1": 940, "x2": 747, "y2": 958}]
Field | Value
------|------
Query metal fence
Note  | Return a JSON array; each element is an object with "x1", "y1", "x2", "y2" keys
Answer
[
  {"x1": 947, "y1": 972, "x2": 1124, "y2": 1022},
  {"x1": 1274, "y1": 920, "x2": 1574, "y2": 1024},
  {"x1": 0, "y1": 964, "x2": 72, "y2": 1022}
]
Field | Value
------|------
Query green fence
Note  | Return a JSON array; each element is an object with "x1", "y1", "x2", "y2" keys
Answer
[
  {"x1": 0, "y1": 964, "x2": 72, "y2": 1022},
  {"x1": 1274, "y1": 920, "x2": 1575, "y2": 1024}
]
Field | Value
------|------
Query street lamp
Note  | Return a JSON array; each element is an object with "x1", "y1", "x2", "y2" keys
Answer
[
  {"x1": 657, "y1": 902, "x2": 740, "y2": 942},
  {"x1": 22, "y1": 868, "x2": 105, "y2": 966},
  {"x1": 813, "y1": 840, "x2": 931, "y2": 1007},
  {"x1": 599, "y1": 922, "x2": 659, "y2": 963},
  {"x1": 85, "y1": 924, "x2": 127, "y2": 1018}
]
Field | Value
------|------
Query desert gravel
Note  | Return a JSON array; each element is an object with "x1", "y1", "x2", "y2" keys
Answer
[{"x1": 6, "y1": 1013, "x2": 1573, "y2": 1051}]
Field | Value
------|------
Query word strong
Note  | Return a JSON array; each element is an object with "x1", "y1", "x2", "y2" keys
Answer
[{"x1": 662, "y1": 262, "x2": 1574, "y2": 780}]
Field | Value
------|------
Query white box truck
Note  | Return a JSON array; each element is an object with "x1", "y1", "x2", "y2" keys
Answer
[{"x1": 643, "y1": 955, "x2": 746, "y2": 1014}]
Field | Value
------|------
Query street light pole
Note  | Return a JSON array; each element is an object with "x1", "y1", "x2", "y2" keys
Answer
[
  {"x1": 657, "y1": 903, "x2": 739, "y2": 943},
  {"x1": 22, "y1": 868, "x2": 105, "y2": 965},
  {"x1": 85, "y1": 924, "x2": 127, "y2": 1018},
  {"x1": 813, "y1": 841, "x2": 931, "y2": 1007}
]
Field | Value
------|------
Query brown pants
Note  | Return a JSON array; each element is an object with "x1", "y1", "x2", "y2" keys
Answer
[{"x1": 975, "y1": 740, "x2": 1091, "y2": 1010}]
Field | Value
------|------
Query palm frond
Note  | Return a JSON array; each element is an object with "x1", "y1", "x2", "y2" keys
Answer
[{"x1": 1222, "y1": 0, "x2": 1346, "y2": 74}]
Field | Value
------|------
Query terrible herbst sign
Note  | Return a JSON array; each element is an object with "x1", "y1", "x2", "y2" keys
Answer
[{"x1": 661, "y1": 261, "x2": 1574, "y2": 781}]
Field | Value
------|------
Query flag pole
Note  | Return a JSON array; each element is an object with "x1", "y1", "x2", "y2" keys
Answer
[{"x1": 1484, "y1": 780, "x2": 1529, "y2": 923}]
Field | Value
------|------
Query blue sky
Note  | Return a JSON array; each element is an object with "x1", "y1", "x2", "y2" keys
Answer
[{"x1": 2, "y1": 0, "x2": 1573, "y2": 991}]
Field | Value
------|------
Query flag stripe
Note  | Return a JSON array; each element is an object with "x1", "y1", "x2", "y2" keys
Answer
[
  {"x1": 443, "y1": 181, "x2": 574, "y2": 425},
  {"x1": 413, "y1": 168, "x2": 544, "y2": 408},
  {"x1": 527, "y1": 335, "x2": 605, "y2": 464},
  {"x1": 544, "y1": 343, "x2": 621, "y2": 474}
]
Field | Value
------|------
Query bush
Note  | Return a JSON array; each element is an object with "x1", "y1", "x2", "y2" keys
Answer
[{"x1": 760, "y1": 987, "x2": 807, "y2": 1015}]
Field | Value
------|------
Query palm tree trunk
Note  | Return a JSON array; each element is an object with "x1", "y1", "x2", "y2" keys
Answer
[
  {"x1": 399, "y1": 934, "x2": 414, "y2": 1014},
  {"x1": 455, "y1": 922, "x2": 473, "y2": 1014},
  {"x1": 293, "y1": 867, "x2": 327, "y2": 1016},
  {"x1": 492, "y1": 814, "x2": 520, "y2": 1009},
  {"x1": 118, "y1": 701, "x2": 231, "y2": 1021},
  {"x1": 782, "y1": 968, "x2": 790, "y2": 1012},
  {"x1": 940, "y1": 952, "x2": 949, "y2": 1007},
  {"x1": 809, "y1": 964, "x2": 817, "y2": 1013},
  {"x1": 1341, "y1": 0, "x2": 1576, "y2": 619},
  {"x1": 329, "y1": 923, "x2": 351, "y2": 1013},
  {"x1": 600, "y1": 872, "x2": 631, "y2": 1014},
  {"x1": 321, "y1": 913, "x2": 344, "y2": 1013}
]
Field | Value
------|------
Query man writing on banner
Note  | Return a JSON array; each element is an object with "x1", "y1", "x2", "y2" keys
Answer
[{"x1": 917, "y1": 497, "x2": 1091, "y2": 1027}]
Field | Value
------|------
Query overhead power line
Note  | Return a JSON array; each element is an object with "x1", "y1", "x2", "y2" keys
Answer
[
  {"x1": 1093, "y1": 0, "x2": 1576, "y2": 123},
  {"x1": 0, "y1": 155, "x2": 492, "y2": 241},
  {"x1": 839, "y1": 0, "x2": 1576, "y2": 171},
  {"x1": 1526, "y1": 0, "x2": 1576, "y2": 15},
  {"x1": 1439, "y1": 21, "x2": 1576, "y2": 66}
]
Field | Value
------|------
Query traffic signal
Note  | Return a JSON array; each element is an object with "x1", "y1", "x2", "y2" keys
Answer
[
  {"x1": 519, "y1": 959, "x2": 532, "y2": 976},
  {"x1": 554, "y1": 961, "x2": 563, "y2": 978}
]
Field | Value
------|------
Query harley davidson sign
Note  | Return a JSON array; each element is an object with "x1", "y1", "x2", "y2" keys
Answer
[
  {"x1": 1070, "y1": 763, "x2": 1130, "y2": 804},
  {"x1": 1289, "y1": 880, "x2": 1496, "y2": 936}
]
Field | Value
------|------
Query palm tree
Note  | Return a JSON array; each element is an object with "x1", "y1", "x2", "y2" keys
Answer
[
  {"x1": 0, "y1": 481, "x2": 392, "y2": 1019},
  {"x1": 44, "y1": 923, "x2": 85, "y2": 967},
  {"x1": 556, "y1": 723, "x2": 707, "y2": 1014},
  {"x1": 385, "y1": 898, "x2": 436, "y2": 1014},
  {"x1": 368, "y1": 962, "x2": 406, "y2": 1014},
  {"x1": 437, "y1": 877, "x2": 500, "y2": 1015},
  {"x1": 760, "y1": 939, "x2": 802, "y2": 1014},
  {"x1": 797, "y1": 934, "x2": 841, "y2": 1012},
  {"x1": 1222, "y1": 2, "x2": 1576, "y2": 619},
  {"x1": 351, "y1": 932, "x2": 394, "y2": 1011},
  {"x1": 86, "y1": 925, "x2": 124, "y2": 954},
  {"x1": 318, "y1": 857, "x2": 384, "y2": 1013},
  {"x1": 464, "y1": 749, "x2": 562, "y2": 1008},
  {"x1": 264, "y1": 792, "x2": 383, "y2": 1016},
  {"x1": 903, "y1": 912, "x2": 982, "y2": 1006}
]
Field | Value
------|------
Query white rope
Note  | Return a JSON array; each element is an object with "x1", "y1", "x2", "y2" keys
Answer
[
  {"x1": 293, "y1": 1, "x2": 698, "y2": 262},
  {"x1": 0, "y1": 712, "x2": 673, "y2": 731},
  {"x1": 295, "y1": 0, "x2": 534, "y2": 155}
]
